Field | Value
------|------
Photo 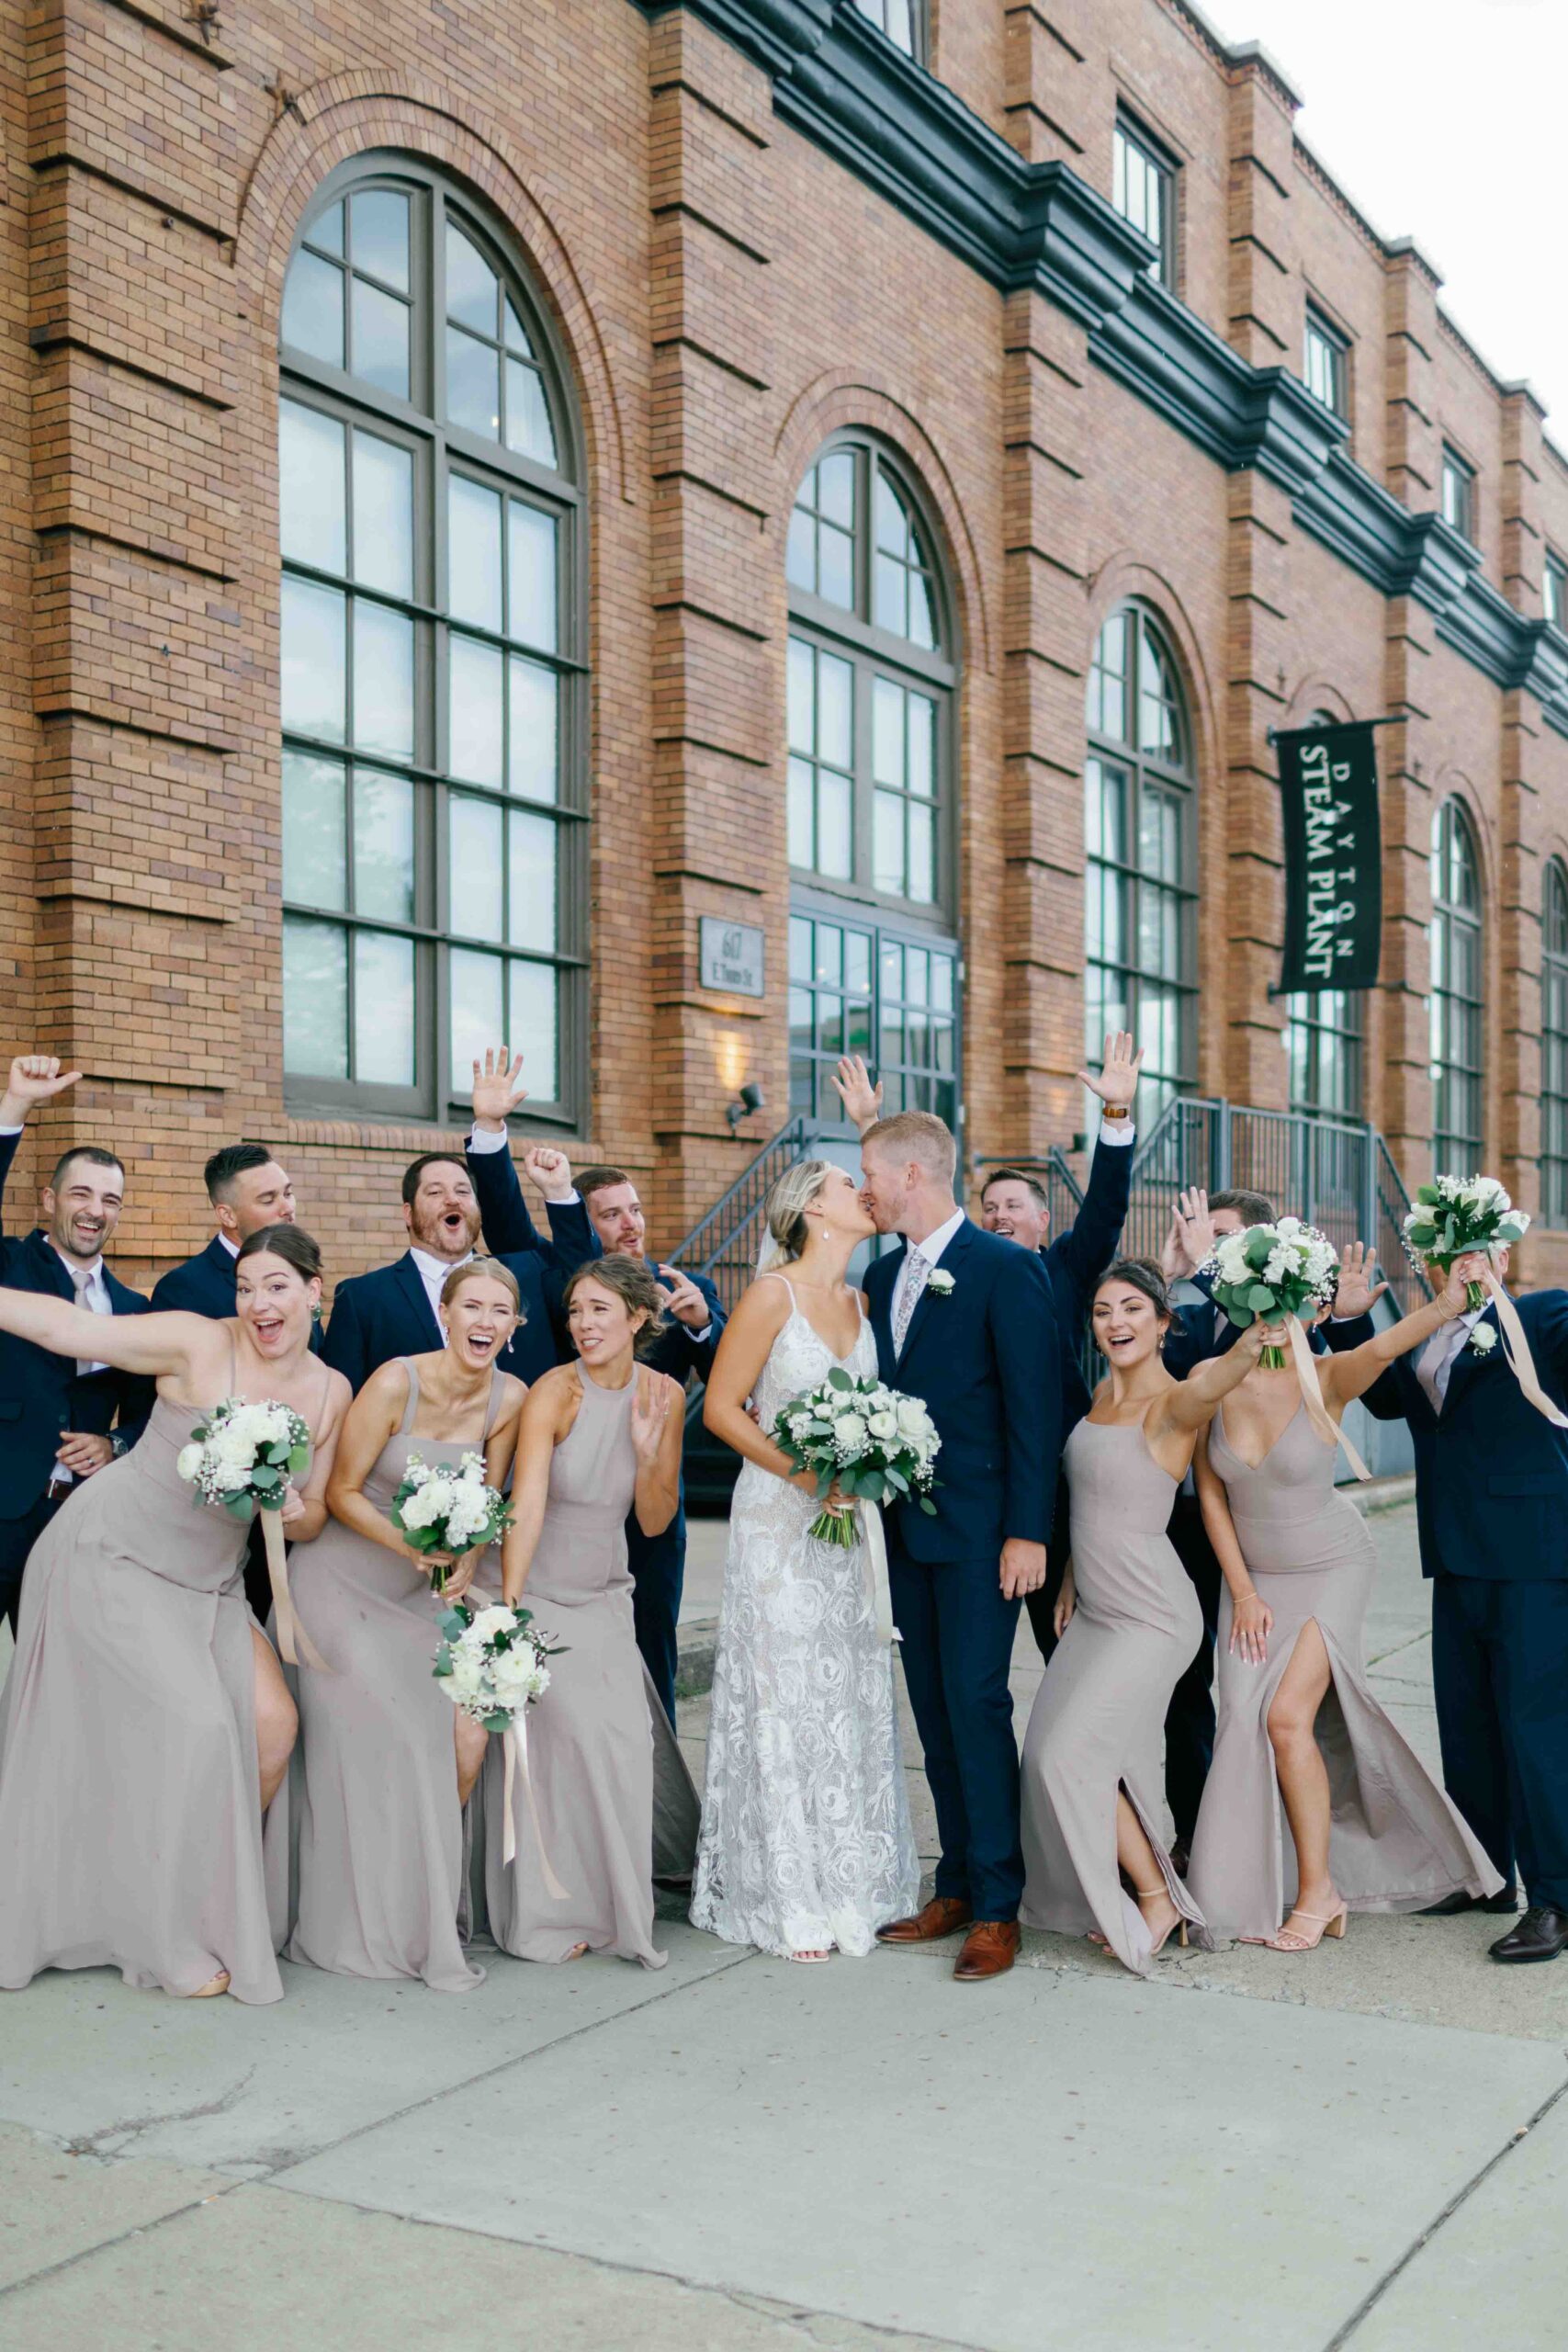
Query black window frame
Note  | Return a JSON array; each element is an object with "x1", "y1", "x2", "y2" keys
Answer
[
  {"x1": 850, "y1": 0, "x2": 925, "y2": 62},
  {"x1": 1429, "y1": 796, "x2": 1485, "y2": 1174},
  {"x1": 1545, "y1": 551, "x2": 1567, "y2": 631},
  {"x1": 1440, "y1": 445, "x2": 1476, "y2": 545},
  {"x1": 1303, "y1": 307, "x2": 1349, "y2": 424},
  {"x1": 1112, "y1": 110, "x2": 1178, "y2": 290}
]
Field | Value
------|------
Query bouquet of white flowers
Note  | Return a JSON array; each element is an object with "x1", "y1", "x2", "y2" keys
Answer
[
  {"x1": 772, "y1": 1367, "x2": 941, "y2": 1548},
  {"x1": 390, "y1": 1451, "x2": 512, "y2": 1592},
  {"x1": 1201, "y1": 1217, "x2": 1339, "y2": 1371},
  {"x1": 176, "y1": 1396, "x2": 326, "y2": 1668},
  {"x1": 434, "y1": 1598, "x2": 568, "y2": 1892},
  {"x1": 1402, "y1": 1175, "x2": 1530, "y2": 1310}
]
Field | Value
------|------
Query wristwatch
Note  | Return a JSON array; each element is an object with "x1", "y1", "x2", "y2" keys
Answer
[
  {"x1": 110, "y1": 1434, "x2": 129, "y2": 1460},
  {"x1": 1102, "y1": 1105, "x2": 1131, "y2": 1122}
]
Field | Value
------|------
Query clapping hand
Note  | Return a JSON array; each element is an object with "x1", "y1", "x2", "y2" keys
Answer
[
  {"x1": 1160, "y1": 1188, "x2": 1216, "y2": 1281},
  {"x1": 830, "y1": 1055, "x2": 883, "y2": 1131},
  {"x1": 1335, "y1": 1241, "x2": 1389, "y2": 1319},
  {"x1": 630, "y1": 1369, "x2": 678, "y2": 1464},
  {"x1": 657, "y1": 1263, "x2": 712, "y2": 1331},
  {"x1": 1077, "y1": 1030, "x2": 1143, "y2": 1114},
  {"x1": 471, "y1": 1046, "x2": 526, "y2": 1130},
  {"x1": 0, "y1": 1053, "x2": 82, "y2": 1125}
]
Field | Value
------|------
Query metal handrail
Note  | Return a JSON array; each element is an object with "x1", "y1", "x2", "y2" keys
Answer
[{"x1": 672, "y1": 1114, "x2": 817, "y2": 1280}]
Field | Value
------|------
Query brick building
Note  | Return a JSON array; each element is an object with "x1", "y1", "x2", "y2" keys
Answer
[{"x1": 6, "y1": 0, "x2": 1568, "y2": 1295}]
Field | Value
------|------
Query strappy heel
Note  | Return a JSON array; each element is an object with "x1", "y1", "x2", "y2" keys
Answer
[
  {"x1": 1134, "y1": 1886, "x2": 1189, "y2": 1958},
  {"x1": 1246, "y1": 1899, "x2": 1348, "y2": 1954}
]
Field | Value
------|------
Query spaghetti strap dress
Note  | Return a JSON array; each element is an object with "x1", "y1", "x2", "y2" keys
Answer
[
  {"x1": 1187, "y1": 1402, "x2": 1502, "y2": 1939},
  {"x1": 0, "y1": 1347, "x2": 297, "y2": 2006},
  {"x1": 268, "y1": 1360, "x2": 507, "y2": 1992},
  {"x1": 484, "y1": 1366, "x2": 700, "y2": 1967}
]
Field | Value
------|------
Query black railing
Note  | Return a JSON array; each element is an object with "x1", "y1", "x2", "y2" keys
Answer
[{"x1": 675, "y1": 1114, "x2": 818, "y2": 1317}]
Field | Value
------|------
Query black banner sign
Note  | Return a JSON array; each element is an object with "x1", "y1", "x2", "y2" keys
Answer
[{"x1": 1273, "y1": 718, "x2": 1383, "y2": 997}]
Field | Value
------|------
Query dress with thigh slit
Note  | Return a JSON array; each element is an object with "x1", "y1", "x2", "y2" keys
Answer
[
  {"x1": 1186, "y1": 1400, "x2": 1502, "y2": 1940},
  {"x1": 1020, "y1": 1416, "x2": 1211, "y2": 1974}
]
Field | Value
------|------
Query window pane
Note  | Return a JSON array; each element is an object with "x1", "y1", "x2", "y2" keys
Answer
[
  {"x1": 352, "y1": 602, "x2": 413, "y2": 759},
  {"x1": 354, "y1": 930, "x2": 414, "y2": 1085},
  {"x1": 787, "y1": 758, "x2": 814, "y2": 869},
  {"x1": 874, "y1": 470, "x2": 908, "y2": 558},
  {"x1": 818, "y1": 451, "x2": 854, "y2": 526},
  {"x1": 308, "y1": 201, "x2": 344, "y2": 258},
  {"x1": 508, "y1": 503, "x2": 558, "y2": 650},
  {"x1": 350, "y1": 189, "x2": 410, "y2": 293},
  {"x1": 504, "y1": 297, "x2": 533, "y2": 358},
  {"x1": 789, "y1": 916, "x2": 812, "y2": 980},
  {"x1": 449, "y1": 635, "x2": 504, "y2": 786},
  {"x1": 446, "y1": 326, "x2": 501, "y2": 441},
  {"x1": 353, "y1": 769, "x2": 414, "y2": 922},
  {"x1": 874, "y1": 553, "x2": 906, "y2": 636},
  {"x1": 787, "y1": 636, "x2": 814, "y2": 752},
  {"x1": 446, "y1": 223, "x2": 498, "y2": 334},
  {"x1": 282, "y1": 751, "x2": 346, "y2": 910},
  {"x1": 844, "y1": 929, "x2": 871, "y2": 993},
  {"x1": 874, "y1": 677, "x2": 902, "y2": 786},
  {"x1": 816, "y1": 926, "x2": 842, "y2": 985},
  {"x1": 874, "y1": 789, "x2": 903, "y2": 894},
  {"x1": 508, "y1": 656, "x2": 558, "y2": 802},
  {"x1": 908, "y1": 692, "x2": 935, "y2": 797},
  {"x1": 818, "y1": 650, "x2": 852, "y2": 769},
  {"x1": 282, "y1": 576, "x2": 345, "y2": 742},
  {"x1": 908, "y1": 803, "x2": 934, "y2": 903},
  {"x1": 507, "y1": 809, "x2": 556, "y2": 952},
  {"x1": 350, "y1": 278, "x2": 410, "y2": 401},
  {"x1": 908, "y1": 571, "x2": 936, "y2": 650},
  {"x1": 505, "y1": 358, "x2": 557, "y2": 469},
  {"x1": 284, "y1": 918, "x2": 348, "y2": 1078},
  {"x1": 509, "y1": 961, "x2": 557, "y2": 1100},
  {"x1": 448, "y1": 476, "x2": 503, "y2": 630},
  {"x1": 448, "y1": 947, "x2": 505, "y2": 1078},
  {"x1": 785, "y1": 510, "x2": 815, "y2": 594},
  {"x1": 351, "y1": 432, "x2": 413, "y2": 597},
  {"x1": 818, "y1": 769, "x2": 852, "y2": 879},
  {"x1": 282, "y1": 248, "x2": 344, "y2": 368},
  {"x1": 818, "y1": 522, "x2": 853, "y2": 610},
  {"x1": 280, "y1": 401, "x2": 345, "y2": 573},
  {"x1": 449, "y1": 795, "x2": 504, "y2": 941}
]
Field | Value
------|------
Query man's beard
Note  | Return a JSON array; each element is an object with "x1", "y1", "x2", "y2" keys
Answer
[{"x1": 412, "y1": 1207, "x2": 480, "y2": 1258}]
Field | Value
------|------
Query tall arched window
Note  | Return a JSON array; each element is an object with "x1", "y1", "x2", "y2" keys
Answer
[
  {"x1": 1429, "y1": 797, "x2": 1484, "y2": 1173},
  {"x1": 1283, "y1": 708, "x2": 1364, "y2": 1120},
  {"x1": 1543, "y1": 859, "x2": 1568, "y2": 1224},
  {"x1": 785, "y1": 434, "x2": 959, "y2": 1130},
  {"x1": 1084, "y1": 605, "x2": 1197, "y2": 1116},
  {"x1": 277, "y1": 158, "x2": 587, "y2": 1123}
]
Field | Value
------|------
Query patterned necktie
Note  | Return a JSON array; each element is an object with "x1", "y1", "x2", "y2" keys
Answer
[
  {"x1": 892, "y1": 1245, "x2": 929, "y2": 1357},
  {"x1": 1417, "y1": 1317, "x2": 1470, "y2": 1413},
  {"x1": 66, "y1": 1259, "x2": 102, "y2": 1380}
]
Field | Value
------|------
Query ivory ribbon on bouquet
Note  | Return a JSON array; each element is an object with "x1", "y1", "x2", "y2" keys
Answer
[
  {"x1": 260, "y1": 1509, "x2": 332, "y2": 1670},
  {"x1": 1284, "y1": 1315, "x2": 1371, "y2": 1482},
  {"x1": 1481, "y1": 1269, "x2": 1568, "y2": 1429},
  {"x1": 858, "y1": 1497, "x2": 899, "y2": 1646},
  {"x1": 502, "y1": 1713, "x2": 570, "y2": 1898}
]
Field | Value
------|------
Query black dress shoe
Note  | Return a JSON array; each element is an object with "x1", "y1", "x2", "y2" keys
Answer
[
  {"x1": 1490, "y1": 1905, "x2": 1568, "y2": 1963},
  {"x1": 1421, "y1": 1888, "x2": 1520, "y2": 1917}
]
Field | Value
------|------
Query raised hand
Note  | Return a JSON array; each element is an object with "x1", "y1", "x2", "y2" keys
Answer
[
  {"x1": 657, "y1": 1263, "x2": 712, "y2": 1331},
  {"x1": 1335, "y1": 1240, "x2": 1389, "y2": 1319},
  {"x1": 1166, "y1": 1187, "x2": 1215, "y2": 1278},
  {"x1": 1077, "y1": 1029, "x2": 1143, "y2": 1114},
  {"x1": 522, "y1": 1143, "x2": 573, "y2": 1202},
  {"x1": 470, "y1": 1046, "x2": 526, "y2": 1131},
  {"x1": 0, "y1": 1053, "x2": 82, "y2": 1126},
  {"x1": 1442, "y1": 1251, "x2": 1491, "y2": 1314},
  {"x1": 830, "y1": 1055, "x2": 883, "y2": 1131},
  {"x1": 630, "y1": 1368, "x2": 676, "y2": 1464}
]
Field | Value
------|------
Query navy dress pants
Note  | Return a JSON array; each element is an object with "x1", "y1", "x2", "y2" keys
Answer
[
  {"x1": 1161, "y1": 1494, "x2": 1223, "y2": 1847},
  {"x1": 627, "y1": 1513, "x2": 683, "y2": 1730},
  {"x1": 1432, "y1": 1575, "x2": 1568, "y2": 1908}
]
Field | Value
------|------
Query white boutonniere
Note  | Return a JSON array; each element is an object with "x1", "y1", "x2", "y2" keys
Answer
[
  {"x1": 1468, "y1": 1325, "x2": 1497, "y2": 1357},
  {"x1": 926, "y1": 1269, "x2": 955, "y2": 1296}
]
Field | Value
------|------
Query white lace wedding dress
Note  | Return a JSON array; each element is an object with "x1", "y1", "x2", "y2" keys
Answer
[{"x1": 690, "y1": 1277, "x2": 919, "y2": 1957}]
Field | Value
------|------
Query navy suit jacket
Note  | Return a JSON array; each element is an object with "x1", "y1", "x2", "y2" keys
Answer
[
  {"x1": 865, "y1": 1217, "x2": 1061, "y2": 1564},
  {"x1": 1360, "y1": 1289, "x2": 1568, "y2": 1582},
  {"x1": 0, "y1": 1130, "x2": 152, "y2": 1520},
  {"x1": 1039, "y1": 1135, "x2": 1133, "y2": 1435},
  {"x1": 152, "y1": 1233, "x2": 324, "y2": 1352},
  {"x1": 321, "y1": 1193, "x2": 595, "y2": 1394}
]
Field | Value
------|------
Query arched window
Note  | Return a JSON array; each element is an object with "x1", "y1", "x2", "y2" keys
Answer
[
  {"x1": 1084, "y1": 605, "x2": 1197, "y2": 1116},
  {"x1": 785, "y1": 435, "x2": 959, "y2": 1130},
  {"x1": 1283, "y1": 709, "x2": 1364, "y2": 1121},
  {"x1": 1543, "y1": 860, "x2": 1568, "y2": 1224},
  {"x1": 277, "y1": 158, "x2": 586, "y2": 1123},
  {"x1": 1429, "y1": 798, "x2": 1484, "y2": 1173}
]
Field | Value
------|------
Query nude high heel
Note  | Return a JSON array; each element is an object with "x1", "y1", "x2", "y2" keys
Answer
[
  {"x1": 1135, "y1": 1887, "x2": 1189, "y2": 1958},
  {"x1": 1249, "y1": 1901, "x2": 1348, "y2": 1954}
]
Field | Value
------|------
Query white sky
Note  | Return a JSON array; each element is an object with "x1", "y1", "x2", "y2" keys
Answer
[{"x1": 1195, "y1": 0, "x2": 1568, "y2": 426}]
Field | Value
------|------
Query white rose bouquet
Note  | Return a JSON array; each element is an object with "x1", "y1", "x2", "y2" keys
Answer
[
  {"x1": 1403, "y1": 1175, "x2": 1530, "y2": 1311},
  {"x1": 390, "y1": 1451, "x2": 512, "y2": 1593},
  {"x1": 772, "y1": 1367, "x2": 941, "y2": 1548},
  {"x1": 1201, "y1": 1217, "x2": 1339, "y2": 1371},
  {"x1": 432, "y1": 1598, "x2": 558, "y2": 1729},
  {"x1": 177, "y1": 1396, "x2": 311, "y2": 1521}
]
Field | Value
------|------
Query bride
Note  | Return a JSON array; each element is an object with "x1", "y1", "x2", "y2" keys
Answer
[{"x1": 691, "y1": 1160, "x2": 919, "y2": 1962}]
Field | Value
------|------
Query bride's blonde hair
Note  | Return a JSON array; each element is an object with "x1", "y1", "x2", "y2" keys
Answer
[{"x1": 757, "y1": 1159, "x2": 835, "y2": 1273}]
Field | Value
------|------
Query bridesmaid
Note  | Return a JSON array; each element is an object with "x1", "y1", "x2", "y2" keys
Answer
[
  {"x1": 1020, "y1": 1260, "x2": 1270, "y2": 1975},
  {"x1": 0, "y1": 1226, "x2": 345, "y2": 2005},
  {"x1": 489, "y1": 1256, "x2": 699, "y2": 1968},
  {"x1": 1188, "y1": 1246, "x2": 1504, "y2": 1950},
  {"x1": 273, "y1": 1259, "x2": 526, "y2": 1992}
]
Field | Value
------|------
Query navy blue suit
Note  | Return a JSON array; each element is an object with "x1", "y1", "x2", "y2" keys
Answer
[
  {"x1": 466, "y1": 1138, "x2": 727, "y2": 1724},
  {"x1": 1361, "y1": 1291, "x2": 1568, "y2": 1907},
  {"x1": 0, "y1": 1130, "x2": 152, "y2": 1628},
  {"x1": 321, "y1": 1190, "x2": 595, "y2": 1394},
  {"x1": 865, "y1": 1219, "x2": 1061, "y2": 1923}
]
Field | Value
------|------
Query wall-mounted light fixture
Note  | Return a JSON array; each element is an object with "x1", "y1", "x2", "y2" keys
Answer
[{"x1": 727, "y1": 1079, "x2": 765, "y2": 1131}]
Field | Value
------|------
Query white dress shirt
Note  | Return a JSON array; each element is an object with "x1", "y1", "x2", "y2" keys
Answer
[
  {"x1": 409, "y1": 1245, "x2": 471, "y2": 1339},
  {"x1": 466, "y1": 1123, "x2": 579, "y2": 1204}
]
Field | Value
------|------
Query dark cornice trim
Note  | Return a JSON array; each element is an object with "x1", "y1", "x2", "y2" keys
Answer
[{"x1": 634, "y1": 0, "x2": 1564, "y2": 720}]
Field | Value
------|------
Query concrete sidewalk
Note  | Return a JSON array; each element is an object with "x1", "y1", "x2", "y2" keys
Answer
[{"x1": 1, "y1": 1503, "x2": 1565, "y2": 2350}]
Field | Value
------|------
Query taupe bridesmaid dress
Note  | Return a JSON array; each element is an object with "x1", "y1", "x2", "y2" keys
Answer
[
  {"x1": 1020, "y1": 1416, "x2": 1211, "y2": 1974},
  {"x1": 1187, "y1": 1402, "x2": 1502, "y2": 1939},
  {"x1": 0, "y1": 1361, "x2": 291, "y2": 2006},
  {"x1": 269, "y1": 1359, "x2": 507, "y2": 1994},
  {"x1": 484, "y1": 1365, "x2": 699, "y2": 1967}
]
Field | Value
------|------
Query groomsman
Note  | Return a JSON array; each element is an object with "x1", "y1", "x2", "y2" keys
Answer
[
  {"x1": 0, "y1": 1054, "x2": 151, "y2": 1631},
  {"x1": 152, "y1": 1142, "x2": 320, "y2": 1345},
  {"x1": 463, "y1": 1050, "x2": 726, "y2": 1726},
  {"x1": 321, "y1": 1094, "x2": 594, "y2": 1392},
  {"x1": 1361, "y1": 1249, "x2": 1568, "y2": 1961}
]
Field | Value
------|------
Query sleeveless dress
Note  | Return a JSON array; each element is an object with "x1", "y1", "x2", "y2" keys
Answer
[
  {"x1": 690, "y1": 1279, "x2": 919, "y2": 1959},
  {"x1": 267, "y1": 1360, "x2": 507, "y2": 1993},
  {"x1": 1187, "y1": 1401, "x2": 1503, "y2": 1939},
  {"x1": 483, "y1": 1365, "x2": 699, "y2": 1967},
  {"x1": 0, "y1": 1380, "x2": 299, "y2": 2006},
  {"x1": 1020, "y1": 1416, "x2": 1211, "y2": 1974}
]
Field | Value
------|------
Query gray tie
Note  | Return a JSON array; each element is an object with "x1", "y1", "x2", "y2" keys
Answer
[
  {"x1": 1416, "y1": 1317, "x2": 1470, "y2": 1413},
  {"x1": 892, "y1": 1245, "x2": 929, "y2": 1357},
  {"x1": 68, "y1": 1259, "x2": 104, "y2": 1380}
]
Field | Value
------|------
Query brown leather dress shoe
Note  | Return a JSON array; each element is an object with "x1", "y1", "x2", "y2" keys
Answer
[
  {"x1": 953, "y1": 1920, "x2": 1021, "y2": 1982},
  {"x1": 875, "y1": 1896, "x2": 973, "y2": 1945}
]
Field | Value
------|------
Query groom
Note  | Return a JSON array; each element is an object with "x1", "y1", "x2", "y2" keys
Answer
[{"x1": 860, "y1": 1110, "x2": 1061, "y2": 1982}]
